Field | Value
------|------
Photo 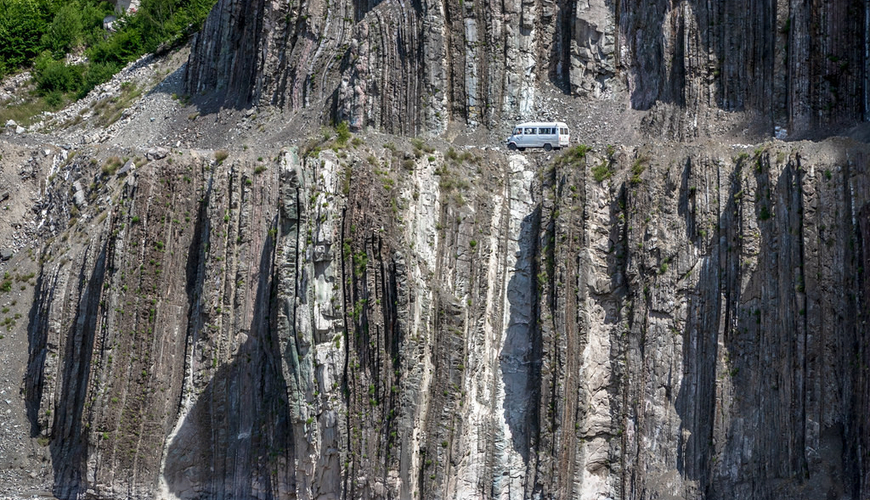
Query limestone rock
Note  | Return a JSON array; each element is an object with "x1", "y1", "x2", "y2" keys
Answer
[
  {"x1": 145, "y1": 147, "x2": 168, "y2": 160},
  {"x1": 186, "y1": 0, "x2": 867, "y2": 137},
  {"x1": 17, "y1": 140, "x2": 870, "y2": 499}
]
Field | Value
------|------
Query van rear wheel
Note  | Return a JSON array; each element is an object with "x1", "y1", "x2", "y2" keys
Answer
[
  {"x1": 543, "y1": 143, "x2": 552, "y2": 151},
  {"x1": 508, "y1": 143, "x2": 517, "y2": 151}
]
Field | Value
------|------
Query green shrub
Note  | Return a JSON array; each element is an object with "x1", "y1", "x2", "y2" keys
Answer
[
  {"x1": 44, "y1": 90, "x2": 64, "y2": 107},
  {"x1": 558, "y1": 145, "x2": 589, "y2": 166},
  {"x1": 102, "y1": 156, "x2": 122, "y2": 175},
  {"x1": 0, "y1": 0, "x2": 49, "y2": 74},
  {"x1": 630, "y1": 156, "x2": 648, "y2": 184},
  {"x1": 42, "y1": 4, "x2": 83, "y2": 59},
  {"x1": 591, "y1": 162, "x2": 612, "y2": 182},
  {"x1": 87, "y1": 28, "x2": 144, "y2": 67},
  {"x1": 33, "y1": 52, "x2": 83, "y2": 94},
  {"x1": 335, "y1": 121, "x2": 351, "y2": 145},
  {"x1": 79, "y1": 62, "x2": 118, "y2": 97}
]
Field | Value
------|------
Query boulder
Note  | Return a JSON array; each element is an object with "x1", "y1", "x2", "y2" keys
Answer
[
  {"x1": 145, "y1": 147, "x2": 169, "y2": 160},
  {"x1": 117, "y1": 159, "x2": 135, "y2": 176}
]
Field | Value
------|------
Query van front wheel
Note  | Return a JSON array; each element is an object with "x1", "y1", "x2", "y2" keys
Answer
[
  {"x1": 508, "y1": 143, "x2": 517, "y2": 151},
  {"x1": 543, "y1": 143, "x2": 553, "y2": 151}
]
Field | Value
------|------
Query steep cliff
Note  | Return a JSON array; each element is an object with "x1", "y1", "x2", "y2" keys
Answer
[
  {"x1": 12, "y1": 133, "x2": 868, "y2": 499},
  {"x1": 185, "y1": 0, "x2": 869, "y2": 138},
  {"x1": 1, "y1": 0, "x2": 869, "y2": 497}
]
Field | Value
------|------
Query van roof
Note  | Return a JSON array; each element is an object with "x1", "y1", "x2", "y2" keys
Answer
[{"x1": 514, "y1": 122, "x2": 569, "y2": 128}]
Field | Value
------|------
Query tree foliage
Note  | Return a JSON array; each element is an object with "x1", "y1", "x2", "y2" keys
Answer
[
  {"x1": 0, "y1": 0, "x2": 53, "y2": 73},
  {"x1": 1, "y1": 0, "x2": 215, "y2": 100}
]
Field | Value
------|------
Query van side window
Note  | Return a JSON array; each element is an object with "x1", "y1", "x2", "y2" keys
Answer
[
  {"x1": 525, "y1": 128, "x2": 535, "y2": 134},
  {"x1": 514, "y1": 128, "x2": 522, "y2": 135}
]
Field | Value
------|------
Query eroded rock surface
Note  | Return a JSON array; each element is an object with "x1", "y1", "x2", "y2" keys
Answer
[
  {"x1": 1, "y1": 0, "x2": 869, "y2": 498},
  {"x1": 186, "y1": 0, "x2": 869, "y2": 138},
  {"x1": 6, "y1": 135, "x2": 866, "y2": 499}
]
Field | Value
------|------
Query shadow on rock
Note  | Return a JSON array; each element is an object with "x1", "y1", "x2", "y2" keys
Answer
[
  {"x1": 164, "y1": 227, "x2": 296, "y2": 498},
  {"x1": 500, "y1": 208, "x2": 541, "y2": 463}
]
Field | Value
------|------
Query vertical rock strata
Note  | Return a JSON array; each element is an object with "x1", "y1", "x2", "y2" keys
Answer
[
  {"x1": 24, "y1": 139, "x2": 870, "y2": 499},
  {"x1": 186, "y1": 0, "x2": 868, "y2": 136}
]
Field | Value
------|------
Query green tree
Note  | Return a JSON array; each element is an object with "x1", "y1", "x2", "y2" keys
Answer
[
  {"x1": 32, "y1": 50, "x2": 83, "y2": 93},
  {"x1": 0, "y1": 0, "x2": 216, "y2": 99},
  {"x1": 42, "y1": 3, "x2": 83, "y2": 58},
  {"x1": 0, "y1": 0, "x2": 53, "y2": 75}
]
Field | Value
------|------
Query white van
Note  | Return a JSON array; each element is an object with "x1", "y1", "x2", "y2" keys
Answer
[{"x1": 506, "y1": 122, "x2": 570, "y2": 151}]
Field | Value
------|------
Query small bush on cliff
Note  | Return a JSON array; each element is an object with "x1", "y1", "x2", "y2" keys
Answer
[
  {"x1": 591, "y1": 161, "x2": 613, "y2": 182},
  {"x1": 102, "y1": 156, "x2": 122, "y2": 175},
  {"x1": 214, "y1": 150, "x2": 229, "y2": 164},
  {"x1": 334, "y1": 121, "x2": 351, "y2": 146},
  {"x1": 630, "y1": 155, "x2": 649, "y2": 184},
  {"x1": 556, "y1": 145, "x2": 590, "y2": 167}
]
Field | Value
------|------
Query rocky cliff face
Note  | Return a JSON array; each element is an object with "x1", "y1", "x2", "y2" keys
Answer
[
  {"x1": 16, "y1": 134, "x2": 869, "y2": 499},
  {"x1": 185, "y1": 0, "x2": 868, "y2": 137},
  {"x1": 3, "y1": 0, "x2": 870, "y2": 498}
]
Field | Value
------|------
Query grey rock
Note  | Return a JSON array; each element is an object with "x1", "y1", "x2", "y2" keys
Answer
[
  {"x1": 19, "y1": 141, "x2": 870, "y2": 500},
  {"x1": 145, "y1": 147, "x2": 168, "y2": 160},
  {"x1": 117, "y1": 159, "x2": 134, "y2": 176},
  {"x1": 72, "y1": 181, "x2": 86, "y2": 208}
]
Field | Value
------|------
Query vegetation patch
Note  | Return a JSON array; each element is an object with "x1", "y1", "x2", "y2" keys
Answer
[
  {"x1": 93, "y1": 82, "x2": 143, "y2": 127},
  {"x1": 630, "y1": 155, "x2": 649, "y2": 184},
  {"x1": 335, "y1": 121, "x2": 351, "y2": 146},
  {"x1": 0, "y1": 94, "x2": 63, "y2": 127},
  {"x1": 555, "y1": 144, "x2": 590, "y2": 167},
  {"x1": 102, "y1": 156, "x2": 123, "y2": 176},
  {"x1": 591, "y1": 161, "x2": 612, "y2": 182},
  {"x1": 0, "y1": 0, "x2": 216, "y2": 110}
]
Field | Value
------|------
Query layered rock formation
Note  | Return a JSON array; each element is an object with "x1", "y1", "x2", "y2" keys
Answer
[
  {"x1": 185, "y1": 0, "x2": 869, "y2": 137},
  {"x1": 6, "y1": 0, "x2": 870, "y2": 498},
  {"x1": 19, "y1": 135, "x2": 870, "y2": 499}
]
